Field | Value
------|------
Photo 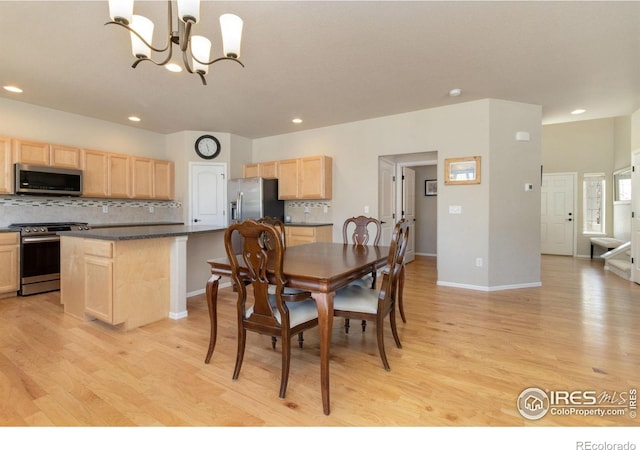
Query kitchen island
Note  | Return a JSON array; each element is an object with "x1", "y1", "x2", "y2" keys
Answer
[{"x1": 59, "y1": 224, "x2": 226, "y2": 330}]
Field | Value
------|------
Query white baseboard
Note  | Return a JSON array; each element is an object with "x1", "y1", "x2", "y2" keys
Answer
[
  {"x1": 415, "y1": 252, "x2": 437, "y2": 257},
  {"x1": 436, "y1": 280, "x2": 542, "y2": 291},
  {"x1": 187, "y1": 281, "x2": 232, "y2": 298}
]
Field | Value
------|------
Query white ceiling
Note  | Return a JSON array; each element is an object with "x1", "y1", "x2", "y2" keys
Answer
[{"x1": 1, "y1": 1, "x2": 639, "y2": 139}]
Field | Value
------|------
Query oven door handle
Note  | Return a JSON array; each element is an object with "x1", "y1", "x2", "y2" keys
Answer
[{"x1": 22, "y1": 236, "x2": 61, "y2": 244}]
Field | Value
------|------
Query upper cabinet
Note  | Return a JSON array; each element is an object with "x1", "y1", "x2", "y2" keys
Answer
[
  {"x1": 13, "y1": 139, "x2": 81, "y2": 168},
  {"x1": 244, "y1": 155, "x2": 332, "y2": 200},
  {"x1": 0, "y1": 137, "x2": 12, "y2": 194},
  {"x1": 81, "y1": 148, "x2": 173, "y2": 200},
  {"x1": 299, "y1": 156, "x2": 332, "y2": 199},
  {"x1": 81, "y1": 149, "x2": 109, "y2": 197},
  {"x1": 108, "y1": 153, "x2": 132, "y2": 199},
  {"x1": 153, "y1": 160, "x2": 175, "y2": 200},
  {"x1": 12, "y1": 139, "x2": 50, "y2": 165},
  {"x1": 0, "y1": 136, "x2": 174, "y2": 200},
  {"x1": 243, "y1": 161, "x2": 278, "y2": 179},
  {"x1": 132, "y1": 157, "x2": 153, "y2": 199},
  {"x1": 277, "y1": 159, "x2": 300, "y2": 199},
  {"x1": 50, "y1": 144, "x2": 81, "y2": 169}
]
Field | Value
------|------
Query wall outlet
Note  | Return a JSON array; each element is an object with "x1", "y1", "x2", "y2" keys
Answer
[
  {"x1": 364, "y1": 205, "x2": 370, "y2": 214},
  {"x1": 149, "y1": 206, "x2": 155, "y2": 213},
  {"x1": 449, "y1": 205, "x2": 462, "y2": 214},
  {"x1": 323, "y1": 205, "x2": 329, "y2": 213},
  {"x1": 475, "y1": 257, "x2": 483, "y2": 267},
  {"x1": 304, "y1": 206, "x2": 310, "y2": 214},
  {"x1": 102, "y1": 205, "x2": 108, "y2": 213}
]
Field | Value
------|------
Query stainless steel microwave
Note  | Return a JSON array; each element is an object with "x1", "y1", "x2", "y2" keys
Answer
[{"x1": 14, "y1": 163, "x2": 83, "y2": 196}]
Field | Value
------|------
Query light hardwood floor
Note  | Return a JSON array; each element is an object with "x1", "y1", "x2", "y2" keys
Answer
[{"x1": 0, "y1": 255, "x2": 638, "y2": 427}]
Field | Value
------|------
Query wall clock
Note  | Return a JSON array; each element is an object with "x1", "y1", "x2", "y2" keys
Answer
[{"x1": 195, "y1": 135, "x2": 221, "y2": 159}]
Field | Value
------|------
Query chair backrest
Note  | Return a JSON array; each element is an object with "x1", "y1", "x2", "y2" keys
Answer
[
  {"x1": 224, "y1": 219, "x2": 290, "y2": 330},
  {"x1": 342, "y1": 215, "x2": 381, "y2": 246},
  {"x1": 377, "y1": 220, "x2": 410, "y2": 306},
  {"x1": 258, "y1": 216, "x2": 286, "y2": 248}
]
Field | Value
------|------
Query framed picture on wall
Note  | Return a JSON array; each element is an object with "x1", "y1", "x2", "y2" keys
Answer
[
  {"x1": 425, "y1": 179, "x2": 437, "y2": 196},
  {"x1": 444, "y1": 156, "x2": 481, "y2": 185}
]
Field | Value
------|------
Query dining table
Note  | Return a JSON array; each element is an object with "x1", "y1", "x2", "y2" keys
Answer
[{"x1": 204, "y1": 241, "x2": 389, "y2": 415}]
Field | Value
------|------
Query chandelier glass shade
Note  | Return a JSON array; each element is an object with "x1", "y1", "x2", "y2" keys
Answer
[{"x1": 106, "y1": 0, "x2": 244, "y2": 85}]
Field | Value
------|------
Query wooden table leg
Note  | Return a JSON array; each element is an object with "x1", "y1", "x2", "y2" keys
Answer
[
  {"x1": 204, "y1": 273, "x2": 220, "y2": 364},
  {"x1": 311, "y1": 291, "x2": 334, "y2": 415}
]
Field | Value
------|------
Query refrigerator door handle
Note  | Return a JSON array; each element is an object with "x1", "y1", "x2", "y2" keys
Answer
[{"x1": 237, "y1": 191, "x2": 243, "y2": 221}]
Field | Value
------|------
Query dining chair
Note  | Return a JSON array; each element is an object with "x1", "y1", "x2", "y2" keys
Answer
[
  {"x1": 258, "y1": 216, "x2": 286, "y2": 248},
  {"x1": 224, "y1": 219, "x2": 319, "y2": 398},
  {"x1": 341, "y1": 215, "x2": 382, "y2": 333},
  {"x1": 333, "y1": 219, "x2": 409, "y2": 371},
  {"x1": 258, "y1": 215, "x2": 309, "y2": 349}
]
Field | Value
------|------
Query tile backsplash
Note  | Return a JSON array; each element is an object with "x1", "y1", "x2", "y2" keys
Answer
[
  {"x1": 285, "y1": 200, "x2": 333, "y2": 223},
  {"x1": 0, "y1": 195, "x2": 183, "y2": 227}
]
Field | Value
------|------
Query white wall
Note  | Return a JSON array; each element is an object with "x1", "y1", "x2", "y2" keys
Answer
[
  {"x1": 0, "y1": 97, "x2": 164, "y2": 157},
  {"x1": 253, "y1": 98, "x2": 543, "y2": 289}
]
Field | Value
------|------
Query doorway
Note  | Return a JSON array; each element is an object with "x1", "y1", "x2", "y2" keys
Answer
[
  {"x1": 189, "y1": 162, "x2": 227, "y2": 227},
  {"x1": 378, "y1": 153, "x2": 438, "y2": 258},
  {"x1": 541, "y1": 172, "x2": 576, "y2": 255}
]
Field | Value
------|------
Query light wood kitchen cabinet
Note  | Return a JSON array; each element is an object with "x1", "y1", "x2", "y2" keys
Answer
[
  {"x1": 0, "y1": 232, "x2": 20, "y2": 297},
  {"x1": 12, "y1": 139, "x2": 50, "y2": 165},
  {"x1": 50, "y1": 144, "x2": 81, "y2": 169},
  {"x1": 285, "y1": 225, "x2": 333, "y2": 247},
  {"x1": 243, "y1": 161, "x2": 278, "y2": 179},
  {"x1": 81, "y1": 149, "x2": 109, "y2": 197},
  {"x1": 132, "y1": 157, "x2": 153, "y2": 199},
  {"x1": 0, "y1": 136, "x2": 12, "y2": 194},
  {"x1": 61, "y1": 236, "x2": 171, "y2": 330},
  {"x1": 277, "y1": 159, "x2": 300, "y2": 199},
  {"x1": 153, "y1": 160, "x2": 174, "y2": 200},
  {"x1": 299, "y1": 155, "x2": 332, "y2": 199},
  {"x1": 243, "y1": 163, "x2": 259, "y2": 178},
  {"x1": 108, "y1": 153, "x2": 132, "y2": 198},
  {"x1": 13, "y1": 139, "x2": 81, "y2": 169}
]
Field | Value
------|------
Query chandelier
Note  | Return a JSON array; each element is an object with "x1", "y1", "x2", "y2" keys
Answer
[{"x1": 106, "y1": 0, "x2": 244, "y2": 85}]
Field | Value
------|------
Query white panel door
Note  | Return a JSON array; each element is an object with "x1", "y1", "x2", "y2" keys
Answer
[
  {"x1": 402, "y1": 167, "x2": 416, "y2": 263},
  {"x1": 631, "y1": 150, "x2": 640, "y2": 284},
  {"x1": 378, "y1": 158, "x2": 396, "y2": 246},
  {"x1": 189, "y1": 163, "x2": 226, "y2": 226},
  {"x1": 541, "y1": 173, "x2": 575, "y2": 255}
]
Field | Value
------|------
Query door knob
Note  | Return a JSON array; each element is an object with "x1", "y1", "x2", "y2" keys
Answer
[{"x1": 194, "y1": 218, "x2": 200, "y2": 223}]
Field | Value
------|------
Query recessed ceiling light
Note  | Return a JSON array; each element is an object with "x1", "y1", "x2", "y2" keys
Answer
[
  {"x1": 292, "y1": 118, "x2": 303, "y2": 124},
  {"x1": 571, "y1": 109, "x2": 586, "y2": 115},
  {"x1": 3, "y1": 85, "x2": 23, "y2": 93},
  {"x1": 165, "y1": 63, "x2": 182, "y2": 73},
  {"x1": 128, "y1": 116, "x2": 141, "y2": 122},
  {"x1": 449, "y1": 88, "x2": 462, "y2": 97}
]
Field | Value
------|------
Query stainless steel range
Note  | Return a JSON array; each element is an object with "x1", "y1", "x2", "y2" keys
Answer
[{"x1": 9, "y1": 222, "x2": 91, "y2": 296}]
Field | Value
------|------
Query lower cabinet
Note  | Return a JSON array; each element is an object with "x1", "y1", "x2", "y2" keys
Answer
[
  {"x1": 61, "y1": 236, "x2": 171, "y2": 330},
  {"x1": 285, "y1": 225, "x2": 333, "y2": 247},
  {"x1": 0, "y1": 232, "x2": 20, "y2": 297}
]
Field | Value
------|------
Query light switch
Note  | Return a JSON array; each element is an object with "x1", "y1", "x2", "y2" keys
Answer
[
  {"x1": 525, "y1": 183, "x2": 533, "y2": 192},
  {"x1": 449, "y1": 205, "x2": 462, "y2": 214}
]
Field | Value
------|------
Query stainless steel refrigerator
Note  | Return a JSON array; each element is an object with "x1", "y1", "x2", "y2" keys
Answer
[{"x1": 227, "y1": 177, "x2": 284, "y2": 225}]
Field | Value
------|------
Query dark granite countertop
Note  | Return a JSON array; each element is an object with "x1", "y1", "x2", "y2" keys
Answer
[
  {"x1": 284, "y1": 222, "x2": 333, "y2": 227},
  {"x1": 58, "y1": 224, "x2": 226, "y2": 241},
  {"x1": 89, "y1": 222, "x2": 184, "y2": 229}
]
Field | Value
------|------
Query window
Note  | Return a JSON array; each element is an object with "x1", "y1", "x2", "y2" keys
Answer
[
  {"x1": 583, "y1": 173, "x2": 605, "y2": 234},
  {"x1": 613, "y1": 167, "x2": 631, "y2": 202}
]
